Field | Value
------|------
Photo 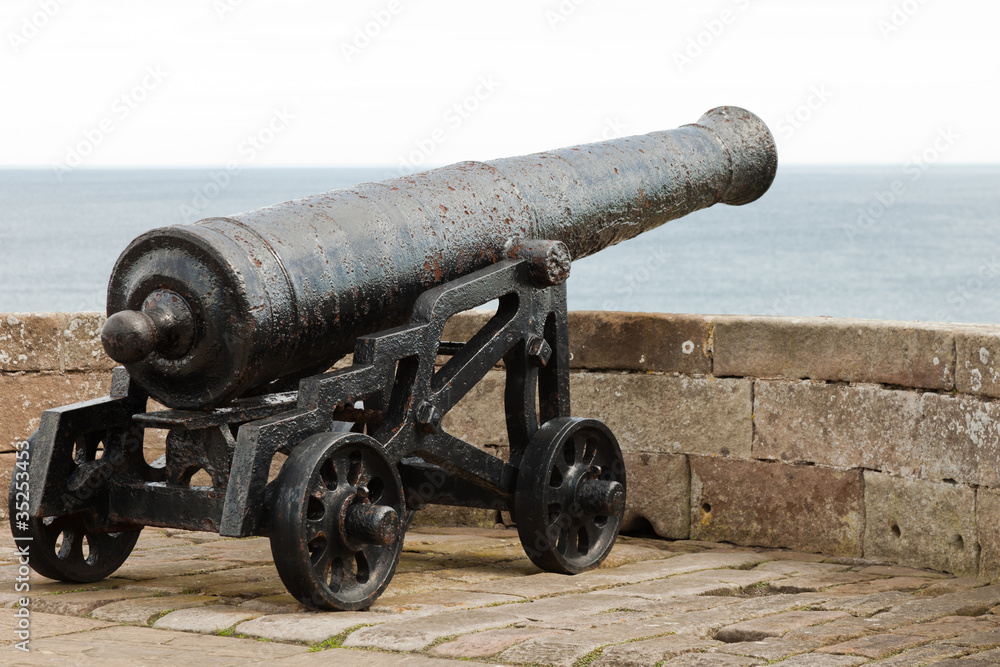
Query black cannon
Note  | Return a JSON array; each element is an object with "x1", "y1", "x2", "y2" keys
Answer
[{"x1": 10, "y1": 107, "x2": 776, "y2": 610}]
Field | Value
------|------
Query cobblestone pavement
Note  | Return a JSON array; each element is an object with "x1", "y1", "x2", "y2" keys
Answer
[{"x1": 5, "y1": 526, "x2": 1000, "y2": 666}]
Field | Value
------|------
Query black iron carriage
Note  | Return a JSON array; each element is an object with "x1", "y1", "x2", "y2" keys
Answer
[{"x1": 10, "y1": 107, "x2": 776, "y2": 610}]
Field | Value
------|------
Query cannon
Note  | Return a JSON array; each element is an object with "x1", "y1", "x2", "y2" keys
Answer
[{"x1": 10, "y1": 107, "x2": 776, "y2": 610}]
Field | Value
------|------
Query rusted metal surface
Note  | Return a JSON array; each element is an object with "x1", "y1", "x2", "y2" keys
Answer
[
  {"x1": 102, "y1": 106, "x2": 776, "y2": 410},
  {"x1": 17, "y1": 108, "x2": 778, "y2": 610}
]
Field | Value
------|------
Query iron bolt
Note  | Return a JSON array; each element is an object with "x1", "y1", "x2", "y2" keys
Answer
[
  {"x1": 527, "y1": 336, "x2": 552, "y2": 367},
  {"x1": 415, "y1": 401, "x2": 443, "y2": 434}
]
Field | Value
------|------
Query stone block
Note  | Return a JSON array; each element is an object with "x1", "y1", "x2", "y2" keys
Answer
[
  {"x1": 977, "y1": 487, "x2": 1000, "y2": 579},
  {"x1": 920, "y1": 392, "x2": 1000, "y2": 487},
  {"x1": 714, "y1": 316, "x2": 954, "y2": 390},
  {"x1": 690, "y1": 457, "x2": 864, "y2": 557},
  {"x1": 411, "y1": 505, "x2": 499, "y2": 529},
  {"x1": 863, "y1": 472, "x2": 978, "y2": 576},
  {"x1": 63, "y1": 312, "x2": 116, "y2": 371},
  {"x1": 152, "y1": 607, "x2": 258, "y2": 634},
  {"x1": 0, "y1": 312, "x2": 62, "y2": 371},
  {"x1": 567, "y1": 311, "x2": 713, "y2": 374},
  {"x1": 0, "y1": 453, "x2": 13, "y2": 522},
  {"x1": 620, "y1": 451, "x2": 690, "y2": 539},
  {"x1": 440, "y1": 370, "x2": 508, "y2": 447},
  {"x1": 753, "y1": 380, "x2": 923, "y2": 476},
  {"x1": 956, "y1": 327, "x2": 1000, "y2": 398},
  {"x1": 571, "y1": 373, "x2": 752, "y2": 457},
  {"x1": 0, "y1": 371, "x2": 111, "y2": 449}
]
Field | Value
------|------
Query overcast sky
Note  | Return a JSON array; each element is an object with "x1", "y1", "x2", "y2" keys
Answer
[{"x1": 1, "y1": 0, "x2": 996, "y2": 167}]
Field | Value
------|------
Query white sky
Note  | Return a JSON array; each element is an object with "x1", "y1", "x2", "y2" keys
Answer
[{"x1": 1, "y1": 0, "x2": 997, "y2": 167}]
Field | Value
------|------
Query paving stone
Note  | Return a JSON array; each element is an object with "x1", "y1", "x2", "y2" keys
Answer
[
  {"x1": 342, "y1": 605, "x2": 527, "y2": 651},
  {"x1": 690, "y1": 456, "x2": 864, "y2": 556},
  {"x1": 461, "y1": 549, "x2": 769, "y2": 598},
  {"x1": 892, "y1": 614, "x2": 999, "y2": 639},
  {"x1": 277, "y1": 648, "x2": 483, "y2": 665},
  {"x1": 863, "y1": 471, "x2": 978, "y2": 576},
  {"x1": 637, "y1": 593, "x2": 835, "y2": 639},
  {"x1": 870, "y1": 642, "x2": 970, "y2": 666},
  {"x1": 496, "y1": 617, "x2": 692, "y2": 666},
  {"x1": 753, "y1": 560, "x2": 852, "y2": 577},
  {"x1": 235, "y1": 612, "x2": 387, "y2": 644},
  {"x1": 917, "y1": 577, "x2": 990, "y2": 597},
  {"x1": 856, "y1": 564, "x2": 953, "y2": 578},
  {"x1": 0, "y1": 312, "x2": 62, "y2": 371},
  {"x1": 661, "y1": 653, "x2": 763, "y2": 666},
  {"x1": 620, "y1": 450, "x2": 691, "y2": 539},
  {"x1": 591, "y1": 567, "x2": 785, "y2": 600},
  {"x1": 825, "y1": 576, "x2": 941, "y2": 595},
  {"x1": 428, "y1": 626, "x2": 571, "y2": 659},
  {"x1": 31, "y1": 587, "x2": 157, "y2": 616},
  {"x1": 370, "y1": 589, "x2": 523, "y2": 614},
  {"x1": 14, "y1": 625, "x2": 306, "y2": 665},
  {"x1": 592, "y1": 634, "x2": 723, "y2": 667},
  {"x1": 114, "y1": 559, "x2": 241, "y2": 581},
  {"x1": 769, "y1": 654, "x2": 867, "y2": 666},
  {"x1": 813, "y1": 591, "x2": 915, "y2": 616},
  {"x1": 237, "y1": 594, "x2": 308, "y2": 615},
  {"x1": 957, "y1": 328, "x2": 1000, "y2": 398},
  {"x1": 868, "y1": 585, "x2": 1000, "y2": 629},
  {"x1": 817, "y1": 632, "x2": 931, "y2": 659},
  {"x1": 763, "y1": 572, "x2": 879, "y2": 593},
  {"x1": 780, "y1": 616, "x2": 874, "y2": 645},
  {"x1": 753, "y1": 380, "x2": 923, "y2": 476},
  {"x1": 140, "y1": 564, "x2": 282, "y2": 594},
  {"x1": 90, "y1": 594, "x2": 221, "y2": 625},
  {"x1": 944, "y1": 627, "x2": 1000, "y2": 648},
  {"x1": 0, "y1": 610, "x2": 114, "y2": 645},
  {"x1": 711, "y1": 637, "x2": 833, "y2": 662},
  {"x1": 715, "y1": 611, "x2": 851, "y2": 643},
  {"x1": 153, "y1": 607, "x2": 259, "y2": 634}
]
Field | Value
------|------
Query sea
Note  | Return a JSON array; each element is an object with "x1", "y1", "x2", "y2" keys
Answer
[{"x1": 1, "y1": 165, "x2": 998, "y2": 324}]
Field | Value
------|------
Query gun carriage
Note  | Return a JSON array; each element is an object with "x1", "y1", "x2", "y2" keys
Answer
[{"x1": 10, "y1": 107, "x2": 776, "y2": 610}]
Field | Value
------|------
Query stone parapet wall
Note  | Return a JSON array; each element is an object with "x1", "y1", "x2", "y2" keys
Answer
[{"x1": 3, "y1": 310, "x2": 1000, "y2": 579}]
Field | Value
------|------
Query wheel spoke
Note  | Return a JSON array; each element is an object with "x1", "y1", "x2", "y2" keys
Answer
[{"x1": 305, "y1": 517, "x2": 326, "y2": 543}]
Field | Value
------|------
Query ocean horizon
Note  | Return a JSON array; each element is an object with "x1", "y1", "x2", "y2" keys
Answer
[{"x1": 2, "y1": 164, "x2": 999, "y2": 325}]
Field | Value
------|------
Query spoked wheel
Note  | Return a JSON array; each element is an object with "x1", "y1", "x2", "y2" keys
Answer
[
  {"x1": 269, "y1": 431, "x2": 405, "y2": 611},
  {"x1": 515, "y1": 417, "x2": 627, "y2": 574},
  {"x1": 9, "y1": 431, "x2": 140, "y2": 582}
]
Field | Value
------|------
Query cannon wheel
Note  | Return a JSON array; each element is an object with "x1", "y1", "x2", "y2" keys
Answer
[
  {"x1": 515, "y1": 417, "x2": 627, "y2": 574},
  {"x1": 8, "y1": 431, "x2": 140, "y2": 582},
  {"x1": 269, "y1": 431, "x2": 405, "y2": 611}
]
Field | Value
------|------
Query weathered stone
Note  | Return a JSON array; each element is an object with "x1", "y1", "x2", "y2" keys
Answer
[
  {"x1": 235, "y1": 612, "x2": 387, "y2": 644},
  {"x1": 980, "y1": 489, "x2": 1000, "y2": 579},
  {"x1": 592, "y1": 568, "x2": 784, "y2": 601},
  {"x1": 62, "y1": 312, "x2": 116, "y2": 371},
  {"x1": 892, "y1": 614, "x2": 999, "y2": 639},
  {"x1": 0, "y1": 312, "x2": 62, "y2": 371},
  {"x1": 660, "y1": 653, "x2": 763, "y2": 665},
  {"x1": 713, "y1": 316, "x2": 954, "y2": 390},
  {"x1": 869, "y1": 585, "x2": 1000, "y2": 628},
  {"x1": 0, "y1": 371, "x2": 111, "y2": 449},
  {"x1": 753, "y1": 380, "x2": 923, "y2": 476},
  {"x1": 90, "y1": 595, "x2": 221, "y2": 625},
  {"x1": 620, "y1": 451, "x2": 690, "y2": 539},
  {"x1": 20, "y1": 625, "x2": 307, "y2": 663},
  {"x1": 869, "y1": 643, "x2": 969, "y2": 666},
  {"x1": 920, "y1": 392, "x2": 1000, "y2": 487},
  {"x1": 152, "y1": 607, "x2": 258, "y2": 634},
  {"x1": 766, "y1": 655, "x2": 867, "y2": 667},
  {"x1": 428, "y1": 627, "x2": 570, "y2": 659},
  {"x1": 0, "y1": 610, "x2": 114, "y2": 644},
  {"x1": 816, "y1": 632, "x2": 930, "y2": 659},
  {"x1": 956, "y1": 327, "x2": 1000, "y2": 398},
  {"x1": 592, "y1": 635, "x2": 723, "y2": 667},
  {"x1": 568, "y1": 311, "x2": 713, "y2": 374},
  {"x1": 863, "y1": 471, "x2": 978, "y2": 576},
  {"x1": 715, "y1": 611, "x2": 850, "y2": 643},
  {"x1": 411, "y1": 505, "x2": 499, "y2": 529},
  {"x1": 572, "y1": 373, "x2": 752, "y2": 457},
  {"x1": 943, "y1": 626, "x2": 1000, "y2": 648},
  {"x1": 31, "y1": 588, "x2": 156, "y2": 616},
  {"x1": 825, "y1": 577, "x2": 941, "y2": 596},
  {"x1": 690, "y1": 457, "x2": 864, "y2": 557},
  {"x1": 342, "y1": 606, "x2": 526, "y2": 651},
  {"x1": 440, "y1": 370, "x2": 508, "y2": 447}
]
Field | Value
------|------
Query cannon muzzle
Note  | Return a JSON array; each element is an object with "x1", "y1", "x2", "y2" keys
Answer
[{"x1": 104, "y1": 106, "x2": 777, "y2": 409}]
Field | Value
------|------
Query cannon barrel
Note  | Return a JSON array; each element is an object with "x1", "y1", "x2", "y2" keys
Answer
[{"x1": 102, "y1": 106, "x2": 777, "y2": 409}]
